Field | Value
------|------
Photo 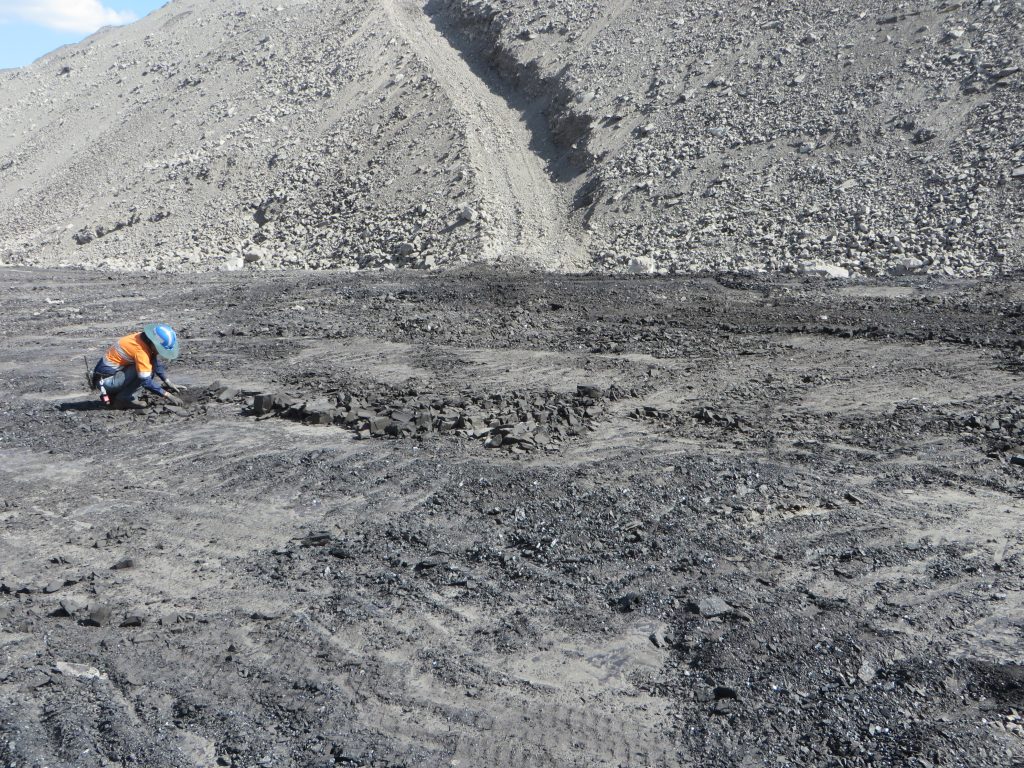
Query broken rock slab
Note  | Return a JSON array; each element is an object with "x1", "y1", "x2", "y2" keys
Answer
[
  {"x1": 858, "y1": 659, "x2": 877, "y2": 683},
  {"x1": 301, "y1": 400, "x2": 336, "y2": 425},
  {"x1": 693, "y1": 596, "x2": 733, "y2": 618},
  {"x1": 120, "y1": 613, "x2": 144, "y2": 628},
  {"x1": 649, "y1": 623, "x2": 674, "y2": 648},
  {"x1": 214, "y1": 386, "x2": 240, "y2": 402},
  {"x1": 86, "y1": 603, "x2": 113, "y2": 627},
  {"x1": 52, "y1": 661, "x2": 107, "y2": 680},
  {"x1": 800, "y1": 260, "x2": 850, "y2": 279},
  {"x1": 253, "y1": 393, "x2": 277, "y2": 416},
  {"x1": 627, "y1": 256, "x2": 656, "y2": 274},
  {"x1": 58, "y1": 597, "x2": 87, "y2": 619}
]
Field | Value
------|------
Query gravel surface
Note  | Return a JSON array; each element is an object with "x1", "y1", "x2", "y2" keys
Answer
[{"x1": 1, "y1": 267, "x2": 1022, "y2": 767}]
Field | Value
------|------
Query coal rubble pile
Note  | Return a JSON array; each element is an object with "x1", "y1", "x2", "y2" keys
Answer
[
  {"x1": 227, "y1": 383, "x2": 630, "y2": 451},
  {"x1": 963, "y1": 397, "x2": 1024, "y2": 464},
  {"x1": 964, "y1": 401, "x2": 1024, "y2": 440},
  {"x1": 631, "y1": 403, "x2": 746, "y2": 432}
]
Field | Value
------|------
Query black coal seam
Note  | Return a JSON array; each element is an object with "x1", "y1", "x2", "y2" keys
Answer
[{"x1": 423, "y1": 0, "x2": 594, "y2": 182}]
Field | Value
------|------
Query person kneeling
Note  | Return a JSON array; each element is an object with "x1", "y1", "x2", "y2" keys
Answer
[{"x1": 91, "y1": 323, "x2": 185, "y2": 409}]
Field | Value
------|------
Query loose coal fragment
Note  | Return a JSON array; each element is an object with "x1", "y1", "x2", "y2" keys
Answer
[
  {"x1": 86, "y1": 603, "x2": 113, "y2": 627},
  {"x1": 713, "y1": 685, "x2": 739, "y2": 700},
  {"x1": 214, "y1": 386, "x2": 240, "y2": 402},
  {"x1": 414, "y1": 555, "x2": 448, "y2": 572},
  {"x1": 297, "y1": 532, "x2": 333, "y2": 547},
  {"x1": 330, "y1": 745, "x2": 368, "y2": 766},
  {"x1": 158, "y1": 612, "x2": 194, "y2": 625},
  {"x1": 253, "y1": 393, "x2": 277, "y2": 415},
  {"x1": 58, "y1": 598, "x2": 87, "y2": 618},
  {"x1": 385, "y1": 419, "x2": 412, "y2": 437},
  {"x1": 303, "y1": 403, "x2": 336, "y2": 425},
  {"x1": 612, "y1": 592, "x2": 642, "y2": 612},
  {"x1": 391, "y1": 409, "x2": 415, "y2": 425},
  {"x1": 327, "y1": 544, "x2": 353, "y2": 559},
  {"x1": 576, "y1": 384, "x2": 606, "y2": 400}
]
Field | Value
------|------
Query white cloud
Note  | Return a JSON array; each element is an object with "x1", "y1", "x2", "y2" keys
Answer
[{"x1": 0, "y1": 0, "x2": 137, "y2": 34}]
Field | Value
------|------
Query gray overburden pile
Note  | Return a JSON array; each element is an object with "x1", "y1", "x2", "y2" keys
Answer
[{"x1": 0, "y1": 0, "x2": 1021, "y2": 274}]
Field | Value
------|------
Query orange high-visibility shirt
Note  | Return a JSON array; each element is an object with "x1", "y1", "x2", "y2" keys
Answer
[{"x1": 104, "y1": 332, "x2": 156, "y2": 379}]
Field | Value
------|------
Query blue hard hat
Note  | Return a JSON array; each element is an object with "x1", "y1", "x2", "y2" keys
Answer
[{"x1": 143, "y1": 322, "x2": 180, "y2": 360}]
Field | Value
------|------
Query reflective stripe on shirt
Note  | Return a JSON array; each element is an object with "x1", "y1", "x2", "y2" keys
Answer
[{"x1": 104, "y1": 333, "x2": 154, "y2": 377}]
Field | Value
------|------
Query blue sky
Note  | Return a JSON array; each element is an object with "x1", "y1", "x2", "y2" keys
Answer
[{"x1": 0, "y1": 1, "x2": 165, "y2": 70}]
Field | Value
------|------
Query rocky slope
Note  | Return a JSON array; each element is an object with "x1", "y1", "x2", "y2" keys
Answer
[
  {"x1": 0, "y1": 0, "x2": 1022, "y2": 275},
  {"x1": 440, "y1": 0, "x2": 1024, "y2": 276}
]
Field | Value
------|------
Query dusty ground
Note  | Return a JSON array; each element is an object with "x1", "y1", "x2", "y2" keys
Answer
[{"x1": 0, "y1": 267, "x2": 1022, "y2": 767}]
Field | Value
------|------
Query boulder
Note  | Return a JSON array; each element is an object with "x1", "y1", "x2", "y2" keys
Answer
[
  {"x1": 800, "y1": 260, "x2": 850, "y2": 279},
  {"x1": 627, "y1": 256, "x2": 656, "y2": 274}
]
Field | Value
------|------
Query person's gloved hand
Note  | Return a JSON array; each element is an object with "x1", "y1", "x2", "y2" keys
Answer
[
  {"x1": 164, "y1": 392, "x2": 184, "y2": 407},
  {"x1": 163, "y1": 380, "x2": 187, "y2": 394}
]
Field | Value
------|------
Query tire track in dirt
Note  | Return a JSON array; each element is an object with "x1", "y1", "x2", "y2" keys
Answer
[
  {"x1": 280, "y1": 605, "x2": 678, "y2": 767},
  {"x1": 383, "y1": 0, "x2": 588, "y2": 272},
  {"x1": 576, "y1": 0, "x2": 635, "y2": 49}
]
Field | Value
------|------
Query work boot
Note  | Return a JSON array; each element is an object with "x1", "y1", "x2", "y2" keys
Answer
[
  {"x1": 110, "y1": 391, "x2": 147, "y2": 410},
  {"x1": 110, "y1": 399, "x2": 146, "y2": 411}
]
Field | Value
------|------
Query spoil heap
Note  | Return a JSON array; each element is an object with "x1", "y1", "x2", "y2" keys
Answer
[{"x1": 1, "y1": 0, "x2": 1021, "y2": 274}]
